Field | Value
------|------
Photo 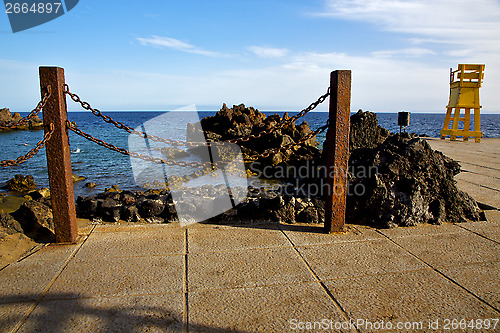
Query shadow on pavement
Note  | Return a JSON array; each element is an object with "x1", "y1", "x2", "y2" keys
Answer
[{"x1": 0, "y1": 293, "x2": 252, "y2": 333}]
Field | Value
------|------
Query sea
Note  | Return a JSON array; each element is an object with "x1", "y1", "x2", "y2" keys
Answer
[{"x1": 1, "y1": 111, "x2": 499, "y2": 197}]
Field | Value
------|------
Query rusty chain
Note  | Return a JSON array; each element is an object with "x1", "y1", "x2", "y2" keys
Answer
[
  {"x1": 66, "y1": 117, "x2": 329, "y2": 164},
  {"x1": 63, "y1": 83, "x2": 330, "y2": 184},
  {"x1": 63, "y1": 83, "x2": 330, "y2": 147},
  {"x1": 66, "y1": 121, "x2": 210, "y2": 168},
  {"x1": 66, "y1": 115, "x2": 329, "y2": 187},
  {"x1": 0, "y1": 123, "x2": 55, "y2": 167},
  {"x1": 0, "y1": 86, "x2": 52, "y2": 130},
  {"x1": 67, "y1": 121, "x2": 241, "y2": 184},
  {"x1": 64, "y1": 84, "x2": 211, "y2": 147}
]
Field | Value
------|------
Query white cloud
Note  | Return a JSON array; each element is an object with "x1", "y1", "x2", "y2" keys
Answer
[
  {"x1": 247, "y1": 46, "x2": 289, "y2": 58},
  {"x1": 371, "y1": 47, "x2": 435, "y2": 58},
  {"x1": 136, "y1": 35, "x2": 222, "y2": 57},
  {"x1": 310, "y1": 0, "x2": 500, "y2": 112},
  {"x1": 278, "y1": 51, "x2": 450, "y2": 112},
  {"x1": 56, "y1": 52, "x2": 451, "y2": 113},
  {"x1": 3, "y1": 52, "x2": 498, "y2": 114},
  {"x1": 319, "y1": 0, "x2": 500, "y2": 54}
]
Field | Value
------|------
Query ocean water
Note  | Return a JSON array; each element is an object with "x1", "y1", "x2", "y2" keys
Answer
[{"x1": 1, "y1": 111, "x2": 499, "y2": 197}]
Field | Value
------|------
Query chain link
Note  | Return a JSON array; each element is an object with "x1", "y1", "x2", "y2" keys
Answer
[
  {"x1": 64, "y1": 84, "x2": 210, "y2": 147},
  {"x1": 66, "y1": 118, "x2": 329, "y2": 166},
  {"x1": 0, "y1": 123, "x2": 55, "y2": 167},
  {"x1": 66, "y1": 121, "x2": 211, "y2": 168},
  {"x1": 67, "y1": 121, "x2": 247, "y2": 186},
  {"x1": 64, "y1": 83, "x2": 330, "y2": 147},
  {"x1": 63, "y1": 83, "x2": 330, "y2": 176},
  {"x1": 0, "y1": 86, "x2": 52, "y2": 130}
]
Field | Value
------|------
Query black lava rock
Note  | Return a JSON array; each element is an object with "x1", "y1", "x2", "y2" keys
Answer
[{"x1": 347, "y1": 132, "x2": 480, "y2": 227}]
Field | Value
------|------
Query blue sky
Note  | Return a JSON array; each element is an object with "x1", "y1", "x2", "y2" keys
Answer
[{"x1": 1, "y1": 0, "x2": 499, "y2": 113}]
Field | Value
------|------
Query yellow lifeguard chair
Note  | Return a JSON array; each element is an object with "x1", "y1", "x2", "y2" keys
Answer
[{"x1": 440, "y1": 64, "x2": 484, "y2": 142}]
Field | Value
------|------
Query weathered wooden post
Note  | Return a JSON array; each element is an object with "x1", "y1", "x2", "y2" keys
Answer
[
  {"x1": 324, "y1": 70, "x2": 351, "y2": 233},
  {"x1": 39, "y1": 67, "x2": 78, "y2": 243}
]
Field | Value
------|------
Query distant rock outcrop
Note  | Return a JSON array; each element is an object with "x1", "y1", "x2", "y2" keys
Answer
[
  {"x1": 186, "y1": 104, "x2": 321, "y2": 167},
  {"x1": 0, "y1": 108, "x2": 43, "y2": 131}
]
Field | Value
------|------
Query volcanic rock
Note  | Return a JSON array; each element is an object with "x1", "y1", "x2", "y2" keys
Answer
[
  {"x1": 347, "y1": 132, "x2": 480, "y2": 227},
  {"x1": 76, "y1": 196, "x2": 98, "y2": 219},
  {"x1": 296, "y1": 206, "x2": 319, "y2": 224},
  {"x1": 11, "y1": 200, "x2": 54, "y2": 235},
  {"x1": 98, "y1": 197, "x2": 122, "y2": 222},
  {"x1": 138, "y1": 198, "x2": 165, "y2": 218},
  {"x1": 72, "y1": 173, "x2": 87, "y2": 183},
  {"x1": 0, "y1": 108, "x2": 45, "y2": 131},
  {"x1": 7, "y1": 175, "x2": 37, "y2": 194},
  {"x1": 0, "y1": 212, "x2": 23, "y2": 234},
  {"x1": 349, "y1": 109, "x2": 390, "y2": 150},
  {"x1": 0, "y1": 108, "x2": 13, "y2": 122},
  {"x1": 120, "y1": 205, "x2": 141, "y2": 222},
  {"x1": 186, "y1": 104, "x2": 321, "y2": 167},
  {"x1": 28, "y1": 115, "x2": 43, "y2": 130}
]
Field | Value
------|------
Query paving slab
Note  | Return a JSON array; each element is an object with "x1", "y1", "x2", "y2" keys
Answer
[
  {"x1": 92, "y1": 223, "x2": 182, "y2": 233},
  {"x1": 188, "y1": 223, "x2": 289, "y2": 253},
  {"x1": 324, "y1": 269, "x2": 499, "y2": 332},
  {"x1": 457, "y1": 217, "x2": 500, "y2": 243},
  {"x1": 394, "y1": 232, "x2": 500, "y2": 268},
  {"x1": 485, "y1": 210, "x2": 500, "y2": 224},
  {"x1": 280, "y1": 223, "x2": 384, "y2": 247},
  {"x1": 426, "y1": 138, "x2": 500, "y2": 155},
  {"x1": 75, "y1": 227, "x2": 185, "y2": 259},
  {"x1": 427, "y1": 137, "x2": 500, "y2": 210},
  {"x1": 0, "y1": 302, "x2": 35, "y2": 333},
  {"x1": 439, "y1": 261, "x2": 500, "y2": 310},
  {"x1": 456, "y1": 172, "x2": 500, "y2": 192},
  {"x1": 455, "y1": 181, "x2": 500, "y2": 209},
  {"x1": 297, "y1": 239, "x2": 426, "y2": 281},
  {"x1": 0, "y1": 260, "x2": 66, "y2": 304},
  {"x1": 46, "y1": 255, "x2": 184, "y2": 299},
  {"x1": 378, "y1": 222, "x2": 466, "y2": 239},
  {"x1": 17, "y1": 294, "x2": 184, "y2": 333},
  {"x1": 22, "y1": 243, "x2": 80, "y2": 262},
  {"x1": 188, "y1": 247, "x2": 315, "y2": 292},
  {"x1": 459, "y1": 162, "x2": 500, "y2": 179},
  {"x1": 189, "y1": 282, "x2": 353, "y2": 333},
  {"x1": 456, "y1": 171, "x2": 500, "y2": 191},
  {"x1": 433, "y1": 151, "x2": 500, "y2": 166},
  {"x1": 446, "y1": 155, "x2": 500, "y2": 171}
]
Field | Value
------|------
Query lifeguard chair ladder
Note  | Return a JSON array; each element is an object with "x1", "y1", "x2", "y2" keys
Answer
[{"x1": 440, "y1": 64, "x2": 484, "y2": 143}]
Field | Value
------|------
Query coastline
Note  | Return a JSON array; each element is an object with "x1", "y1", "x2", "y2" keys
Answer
[{"x1": 1, "y1": 137, "x2": 498, "y2": 269}]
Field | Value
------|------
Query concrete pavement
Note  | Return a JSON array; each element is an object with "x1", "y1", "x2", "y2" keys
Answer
[
  {"x1": 0, "y1": 138, "x2": 499, "y2": 333},
  {"x1": 426, "y1": 138, "x2": 500, "y2": 210}
]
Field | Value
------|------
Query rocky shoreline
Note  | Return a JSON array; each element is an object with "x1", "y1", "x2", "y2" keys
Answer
[
  {"x1": 73, "y1": 128, "x2": 481, "y2": 229},
  {"x1": 1, "y1": 108, "x2": 482, "y2": 239}
]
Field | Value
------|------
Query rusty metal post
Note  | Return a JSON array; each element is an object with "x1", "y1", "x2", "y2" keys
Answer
[
  {"x1": 39, "y1": 67, "x2": 78, "y2": 243},
  {"x1": 324, "y1": 70, "x2": 351, "y2": 233}
]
